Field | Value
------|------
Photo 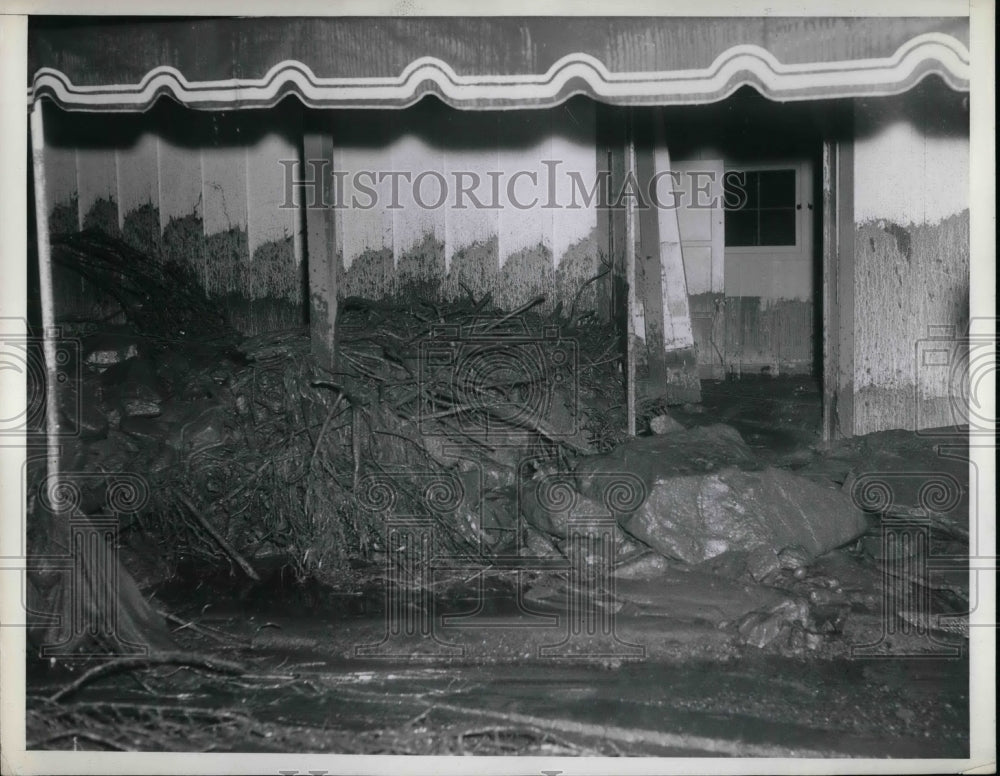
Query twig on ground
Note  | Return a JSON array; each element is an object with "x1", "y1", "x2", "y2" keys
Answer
[
  {"x1": 175, "y1": 491, "x2": 261, "y2": 582},
  {"x1": 48, "y1": 652, "x2": 247, "y2": 703}
]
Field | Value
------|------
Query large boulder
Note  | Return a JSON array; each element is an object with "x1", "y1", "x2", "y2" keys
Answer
[
  {"x1": 522, "y1": 423, "x2": 867, "y2": 580},
  {"x1": 620, "y1": 466, "x2": 869, "y2": 579},
  {"x1": 523, "y1": 424, "x2": 757, "y2": 539}
]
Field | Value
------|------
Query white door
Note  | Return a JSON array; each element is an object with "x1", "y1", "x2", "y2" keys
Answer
[{"x1": 722, "y1": 161, "x2": 814, "y2": 302}]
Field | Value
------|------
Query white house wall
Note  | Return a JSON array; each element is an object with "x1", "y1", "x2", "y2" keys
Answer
[
  {"x1": 333, "y1": 100, "x2": 600, "y2": 312},
  {"x1": 40, "y1": 104, "x2": 306, "y2": 334},
  {"x1": 40, "y1": 100, "x2": 605, "y2": 334},
  {"x1": 115, "y1": 131, "x2": 160, "y2": 233},
  {"x1": 852, "y1": 86, "x2": 970, "y2": 435}
]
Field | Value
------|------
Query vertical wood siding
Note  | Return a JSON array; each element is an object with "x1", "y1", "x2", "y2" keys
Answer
[
  {"x1": 41, "y1": 102, "x2": 306, "y2": 333},
  {"x1": 40, "y1": 97, "x2": 603, "y2": 333},
  {"x1": 852, "y1": 86, "x2": 969, "y2": 434},
  {"x1": 330, "y1": 99, "x2": 599, "y2": 311}
]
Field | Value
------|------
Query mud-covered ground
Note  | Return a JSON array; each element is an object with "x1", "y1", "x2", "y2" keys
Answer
[{"x1": 26, "y1": 376, "x2": 971, "y2": 757}]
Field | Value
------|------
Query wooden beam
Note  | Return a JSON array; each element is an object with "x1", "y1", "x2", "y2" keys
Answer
[
  {"x1": 638, "y1": 111, "x2": 701, "y2": 405},
  {"x1": 303, "y1": 114, "x2": 338, "y2": 371},
  {"x1": 595, "y1": 103, "x2": 628, "y2": 326},
  {"x1": 595, "y1": 104, "x2": 634, "y2": 433},
  {"x1": 624, "y1": 112, "x2": 637, "y2": 437},
  {"x1": 633, "y1": 111, "x2": 669, "y2": 393},
  {"x1": 836, "y1": 135, "x2": 855, "y2": 437},
  {"x1": 821, "y1": 109, "x2": 855, "y2": 440},
  {"x1": 821, "y1": 139, "x2": 838, "y2": 440}
]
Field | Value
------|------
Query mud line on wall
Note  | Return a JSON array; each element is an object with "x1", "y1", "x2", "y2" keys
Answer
[
  {"x1": 443, "y1": 237, "x2": 501, "y2": 304},
  {"x1": 853, "y1": 210, "x2": 969, "y2": 434},
  {"x1": 81, "y1": 196, "x2": 120, "y2": 238},
  {"x1": 122, "y1": 203, "x2": 162, "y2": 258},
  {"x1": 51, "y1": 199, "x2": 601, "y2": 335},
  {"x1": 49, "y1": 195, "x2": 79, "y2": 236},
  {"x1": 395, "y1": 233, "x2": 446, "y2": 300},
  {"x1": 339, "y1": 246, "x2": 395, "y2": 302},
  {"x1": 337, "y1": 227, "x2": 602, "y2": 317},
  {"x1": 50, "y1": 201, "x2": 310, "y2": 335},
  {"x1": 723, "y1": 297, "x2": 814, "y2": 376},
  {"x1": 688, "y1": 292, "x2": 814, "y2": 378},
  {"x1": 49, "y1": 196, "x2": 124, "y2": 324}
]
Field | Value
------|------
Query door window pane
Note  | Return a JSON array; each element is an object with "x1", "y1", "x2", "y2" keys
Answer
[
  {"x1": 758, "y1": 209, "x2": 797, "y2": 245},
  {"x1": 758, "y1": 169, "x2": 796, "y2": 208},
  {"x1": 724, "y1": 168, "x2": 797, "y2": 247}
]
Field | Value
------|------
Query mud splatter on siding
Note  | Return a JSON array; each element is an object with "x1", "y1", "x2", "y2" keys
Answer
[
  {"x1": 854, "y1": 211, "x2": 969, "y2": 434},
  {"x1": 81, "y1": 197, "x2": 121, "y2": 238},
  {"x1": 688, "y1": 292, "x2": 814, "y2": 378}
]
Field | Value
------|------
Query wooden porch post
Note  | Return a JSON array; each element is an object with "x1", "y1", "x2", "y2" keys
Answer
[
  {"x1": 633, "y1": 111, "x2": 669, "y2": 394},
  {"x1": 821, "y1": 112, "x2": 855, "y2": 440},
  {"x1": 633, "y1": 109, "x2": 702, "y2": 406},
  {"x1": 595, "y1": 104, "x2": 636, "y2": 434},
  {"x1": 30, "y1": 100, "x2": 61, "y2": 479},
  {"x1": 303, "y1": 113, "x2": 338, "y2": 371}
]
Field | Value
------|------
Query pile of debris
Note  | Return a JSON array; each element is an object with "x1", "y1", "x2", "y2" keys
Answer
[
  {"x1": 38, "y1": 231, "x2": 967, "y2": 658},
  {"x1": 45, "y1": 231, "x2": 631, "y2": 589}
]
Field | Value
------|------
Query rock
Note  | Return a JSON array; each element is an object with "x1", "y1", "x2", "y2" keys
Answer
[
  {"x1": 102, "y1": 357, "x2": 166, "y2": 401},
  {"x1": 613, "y1": 529, "x2": 647, "y2": 561},
  {"x1": 649, "y1": 413, "x2": 685, "y2": 435},
  {"x1": 737, "y1": 597, "x2": 810, "y2": 648},
  {"x1": 694, "y1": 548, "x2": 742, "y2": 575},
  {"x1": 100, "y1": 357, "x2": 167, "y2": 420},
  {"x1": 122, "y1": 398, "x2": 162, "y2": 418},
  {"x1": 234, "y1": 394, "x2": 251, "y2": 417},
  {"x1": 175, "y1": 404, "x2": 227, "y2": 454},
  {"x1": 104, "y1": 407, "x2": 122, "y2": 430},
  {"x1": 75, "y1": 435, "x2": 138, "y2": 483},
  {"x1": 524, "y1": 424, "x2": 865, "y2": 580},
  {"x1": 520, "y1": 472, "x2": 608, "y2": 538},
  {"x1": 778, "y1": 544, "x2": 812, "y2": 571},
  {"x1": 119, "y1": 415, "x2": 171, "y2": 443},
  {"x1": 82, "y1": 331, "x2": 141, "y2": 369},
  {"x1": 523, "y1": 424, "x2": 755, "y2": 540},
  {"x1": 614, "y1": 551, "x2": 677, "y2": 580},
  {"x1": 148, "y1": 444, "x2": 177, "y2": 475},
  {"x1": 154, "y1": 349, "x2": 193, "y2": 385},
  {"x1": 619, "y1": 466, "x2": 868, "y2": 580}
]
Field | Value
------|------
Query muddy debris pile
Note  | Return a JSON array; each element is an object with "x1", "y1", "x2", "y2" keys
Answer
[
  {"x1": 46, "y1": 232, "x2": 633, "y2": 591},
  {"x1": 41, "y1": 232, "x2": 969, "y2": 658}
]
